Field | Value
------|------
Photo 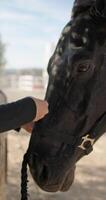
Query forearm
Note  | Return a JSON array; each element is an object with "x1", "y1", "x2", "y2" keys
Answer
[{"x1": 0, "y1": 97, "x2": 36, "y2": 133}]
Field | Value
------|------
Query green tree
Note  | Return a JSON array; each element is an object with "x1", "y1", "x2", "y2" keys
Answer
[{"x1": 0, "y1": 35, "x2": 6, "y2": 70}]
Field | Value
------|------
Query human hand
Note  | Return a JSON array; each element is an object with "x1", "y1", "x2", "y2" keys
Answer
[
  {"x1": 22, "y1": 122, "x2": 34, "y2": 133},
  {"x1": 22, "y1": 98, "x2": 48, "y2": 133},
  {"x1": 32, "y1": 98, "x2": 49, "y2": 121}
]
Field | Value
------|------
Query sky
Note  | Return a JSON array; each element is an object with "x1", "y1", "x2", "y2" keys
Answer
[{"x1": 0, "y1": 0, "x2": 73, "y2": 69}]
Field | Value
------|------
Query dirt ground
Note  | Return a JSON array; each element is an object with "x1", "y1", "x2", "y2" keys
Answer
[{"x1": 4, "y1": 89, "x2": 106, "y2": 200}]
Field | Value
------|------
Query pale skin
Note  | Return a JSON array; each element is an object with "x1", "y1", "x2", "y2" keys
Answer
[{"x1": 22, "y1": 98, "x2": 49, "y2": 133}]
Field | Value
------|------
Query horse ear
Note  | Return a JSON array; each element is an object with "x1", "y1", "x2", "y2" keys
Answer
[
  {"x1": 72, "y1": 0, "x2": 95, "y2": 18},
  {"x1": 96, "y1": 0, "x2": 106, "y2": 17}
]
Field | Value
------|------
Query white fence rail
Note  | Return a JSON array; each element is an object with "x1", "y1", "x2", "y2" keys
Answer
[{"x1": 0, "y1": 74, "x2": 47, "y2": 91}]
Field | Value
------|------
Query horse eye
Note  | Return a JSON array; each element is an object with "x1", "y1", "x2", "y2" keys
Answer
[{"x1": 77, "y1": 64, "x2": 90, "y2": 72}]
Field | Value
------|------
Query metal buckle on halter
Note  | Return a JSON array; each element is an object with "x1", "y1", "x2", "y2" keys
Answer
[
  {"x1": 78, "y1": 113, "x2": 106, "y2": 155},
  {"x1": 78, "y1": 134, "x2": 95, "y2": 154}
]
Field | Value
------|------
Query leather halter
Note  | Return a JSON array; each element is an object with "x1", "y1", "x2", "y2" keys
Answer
[{"x1": 77, "y1": 113, "x2": 106, "y2": 156}]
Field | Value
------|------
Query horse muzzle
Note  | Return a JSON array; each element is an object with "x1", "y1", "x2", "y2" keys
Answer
[{"x1": 28, "y1": 154, "x2": 76, "y2": 192}]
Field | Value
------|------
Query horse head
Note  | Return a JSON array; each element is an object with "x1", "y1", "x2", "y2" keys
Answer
[{"x1": 21, "y1": 0, "x2": 106, "y2": 197}]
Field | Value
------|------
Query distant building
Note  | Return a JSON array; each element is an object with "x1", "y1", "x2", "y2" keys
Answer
[{"x1": 0, "y1": 68, "x2": 44, "y2": 91}]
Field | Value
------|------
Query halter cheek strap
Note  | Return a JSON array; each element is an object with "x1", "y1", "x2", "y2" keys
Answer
[{"x1": 77, "y1": 113, "x2": 106, "y2": 155}]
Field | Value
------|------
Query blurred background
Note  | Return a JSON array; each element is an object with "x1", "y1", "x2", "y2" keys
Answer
[{"x1": 0, "y1": 0, "x2": 106, "y2": 200}]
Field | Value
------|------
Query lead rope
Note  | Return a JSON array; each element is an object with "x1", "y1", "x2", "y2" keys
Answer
[
  {"x1": 21, "y1": 153, "x2": 29, "y2": 200},
  {"x1": 20, "y1": 125, "x2": 39, "y2": 200}
]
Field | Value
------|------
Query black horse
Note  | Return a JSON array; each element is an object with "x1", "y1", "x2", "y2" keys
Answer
[{"x1": 21, "y1": 0, "x2": 106, "y2": 199}]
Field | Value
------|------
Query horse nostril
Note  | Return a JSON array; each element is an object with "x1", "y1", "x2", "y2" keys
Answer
[{"x1": 39, "y1": 164, "x2": 49, "y2": 184}]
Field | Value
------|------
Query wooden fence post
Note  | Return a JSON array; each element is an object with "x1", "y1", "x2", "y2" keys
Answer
[{"x1": 0, "y1": 91, "x2": 7, "y2": 200}]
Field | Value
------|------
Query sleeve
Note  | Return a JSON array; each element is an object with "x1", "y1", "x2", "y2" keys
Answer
[{"x1": 0, "y1": 97, "x2": 36, "y2": 133}]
